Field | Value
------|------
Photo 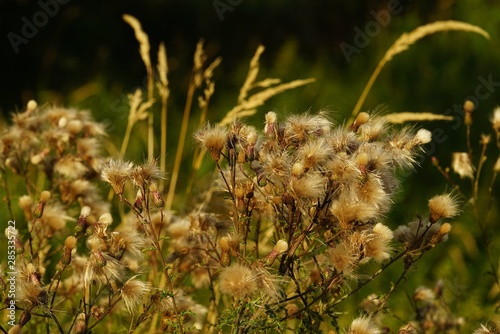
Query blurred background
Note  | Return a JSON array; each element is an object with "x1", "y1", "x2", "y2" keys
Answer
[{"x1": 1, "y1": 0, "x2": 499, "y2": 330}]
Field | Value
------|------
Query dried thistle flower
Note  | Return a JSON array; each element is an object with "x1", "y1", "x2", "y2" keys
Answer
[
  {"x1": 348, "y1": 315, "x2": 381, "y2": 334},
  {"x1": 491, "y1": 106, "x2": 500, "y2": 132},
  {"x1": 328, "y1": 241, "x2": 357, "y2": 277},
  {"x1": 194, "y1": 123, "x2": 228, "y2": 161},
  {"x1": 451, "y1": 152, "x2": 475, "y2": 179},
  {"x1": 101, "y1": 160, "x2": 134, "y2": 195},
  {"x1": 473, "y1": 324, "x2": 499, "y2": 334},
  {"x1": 121, "y1": 276, "x2": 151, "y2": 314},
  {"x1": 84, "y1": 250, "x2": 125, "y2": 288},
  {"x1": 365, "y1": 223, "x2": 394, "y2": 263},
  {"x1": 54, "y1": 155, "x2": 88, "y2": 179},
  {"x1": 428, "y1": 193, "x2": 460, "y2": 223},
  {"x1": 131, "y1": 159, "x2": 164, "y2": 187},
  {"x1": 219, "y1": 263, "x2": 258, "y2": 298}
]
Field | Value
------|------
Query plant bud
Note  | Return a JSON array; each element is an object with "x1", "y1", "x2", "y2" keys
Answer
[{"x1": 33, "y1": 191, "x2": 51, "y2": 218}]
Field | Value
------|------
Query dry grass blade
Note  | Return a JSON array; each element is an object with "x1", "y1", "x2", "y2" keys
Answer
[
  {"x1": 385, "y1": 21, "x2": 489, "y2": 62},
  {"x1": 123, "y1": 14, "x2": 155, "y2": 160},
  {"x1": 157, "y1": 43, "x2": 169, "y2": 92},
  {"x1": 219, "y1": 78, "x2": 315, "y2": 127},
  {"x1": 384, "y1": 112, "x2": 453, "y2": 124},
  {"x1": 238, "y1": 45, "x2": 265, "y2": 103},
  {"x1": 120, "y1": 89, "x2": 155, "y2": 159},
  {"x1": 349, "y1": 20, "x2": 490, "y2": 125},
  {"x1": 122, "y1": 14, "x2": 152, "y2": 78},
  {"x1": 157, "y1": 42, "x2": 169, "y2": 191}
]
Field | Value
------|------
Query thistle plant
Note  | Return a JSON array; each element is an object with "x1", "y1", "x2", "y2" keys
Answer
[{"x1": 0, "y1": 15, "x2": 497, "y2": 334}]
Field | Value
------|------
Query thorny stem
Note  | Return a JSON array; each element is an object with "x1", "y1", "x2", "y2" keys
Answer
[
  {"x1": 87, "y1": 295, "x2": 123, "y2": 331},
  {"x1": 234, "y1": 300, "x2": 246, "y2": 334},
  {"x1": 432, "y1": 161, "x2": 463, "y2": 196},
  {"x1": 280, "y1": 216, "x2": 313, "y2": 276},
  {"x1": 468, "y1": 140, "x2": 500, "y2": 295},
  {"x1": 43, "y1": 307, "x2": 64, "y2": 334},
  {"x1": 216, "y1": 159, "x2": 235, "y2": 201},
  {"x1": 144, "y1": 202, "x2": 185, "y2": 334}
]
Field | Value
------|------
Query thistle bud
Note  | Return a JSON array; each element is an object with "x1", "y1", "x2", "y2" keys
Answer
[
  {"x1": 150, "y1": 183, "x2": 165, "y2": 208},
  {"x1": 14, "y1": 236, "x2": 24, "y2": 255},
  {"x1": 72, "y1": 313, "x2": 87, "y2": 334},
  {"x1": 262, "y1": 239, "x2": 288, "y2": 265},
  {"x1": 61, "y1": 236, "x2": 77, "y2": 265},
  {"x1": 234, "y1": 184, "x2": 245, "y2": 200},
  {"x1": 265, "y1": 111, "x2": 278, "y2": 138},
  {"x1": 291, "y1": 162, "x2": 305, "y2": 177},
  {"x1": 33, "y1": 191, "x2": 51, "y2": 218},
  {"x1": 26, "y1": 100, "x2": 38, "y2": 112},
  {"x1": 94, "y1": 251, "x2": 107, "y2": 267},
  {"x1": 237, "y1": 150, "x2": 246, "y2": 164},
  {"x1": 75, "y1": 206, "x2": 90, "y2": 235},
  {"x1": 494, "y1": 157, "x2": 500, "y2": 173},
  {"x1": 464, "y1": 100, "x2": 474, "y2": 126},
  {"x1": 430, "y1": 223, "x2": 452, "y2": 246},
  {"x1": 220, "y1": 251, "x2": 231, "y2": 267},
  {"x1": 350, "y1": 111, "x2": 370, "y2": 132},
  {"x1": 134, "y1": 190, "x2": 143, "y2": 213}
]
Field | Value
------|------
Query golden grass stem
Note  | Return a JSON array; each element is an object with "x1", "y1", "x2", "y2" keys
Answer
[
  {"x1": 348, "y1": 20, "x2": 490, "y2": 126},
  {"x1": 158, "y1": 42, "x2": 169, "y2": 191},
  {"x1": 165, "y1": 81, "x2": 196, "y2": 211}
]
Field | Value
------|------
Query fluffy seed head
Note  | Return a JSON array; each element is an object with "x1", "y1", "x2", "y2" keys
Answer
[
  {"x1": 348, "y1": 315, "x2": 381, "y2": 334},
  {"x1": 121, "y1": 276, "x2": 150, "y2": 314},
  {"x1": 473, "y1": 324, "x2": 497, "y2": 334},
  {"x1": 274, "y1": 240, "x2": 288, "y2": 253},
  {"x1": 131, "y1": 160, "x2": 164, "y2": 187},
  {"x1": 414, "y1": 129, "x2": 432, "y2": 144},
  {"x1": 328, "y1": 241, "x2": 357, "y2": 277},
  {"x1": 27, "y1": 100, "x2": 38, "y2": 112},
  {"x1": 428, "y1": 193, "x2": 460, "y2": 223},
  {"x1": 491, "y1": 106, "x2": 500, "y2": 132},
  {"x1": 40, "y1": 190, "x2": 51, "y2": 203},
  {"x1": 54, "y1": 155, "x2": 88, "y2": 179},
  {"x1": 80, "y1": 206, "x2": 91, "y2": 217},
  {"x1": 365, "y1": 223, "x2": 394, "y2": 262},
  {"x1": 18, "y1": 195, "x2": 33, "y2": 212},
  {"x1": 219, "y1": 263, "x2": 257, "y2": 298},
  {"x1": 194, "y1": 124, "x2": 228, "y2": 161},
  {"x1": 101, "y1": 160, "x2": 133, "y2": 195},
  {"x1": 451, "y1": 152, "x2": 475, "y2": 179}
]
